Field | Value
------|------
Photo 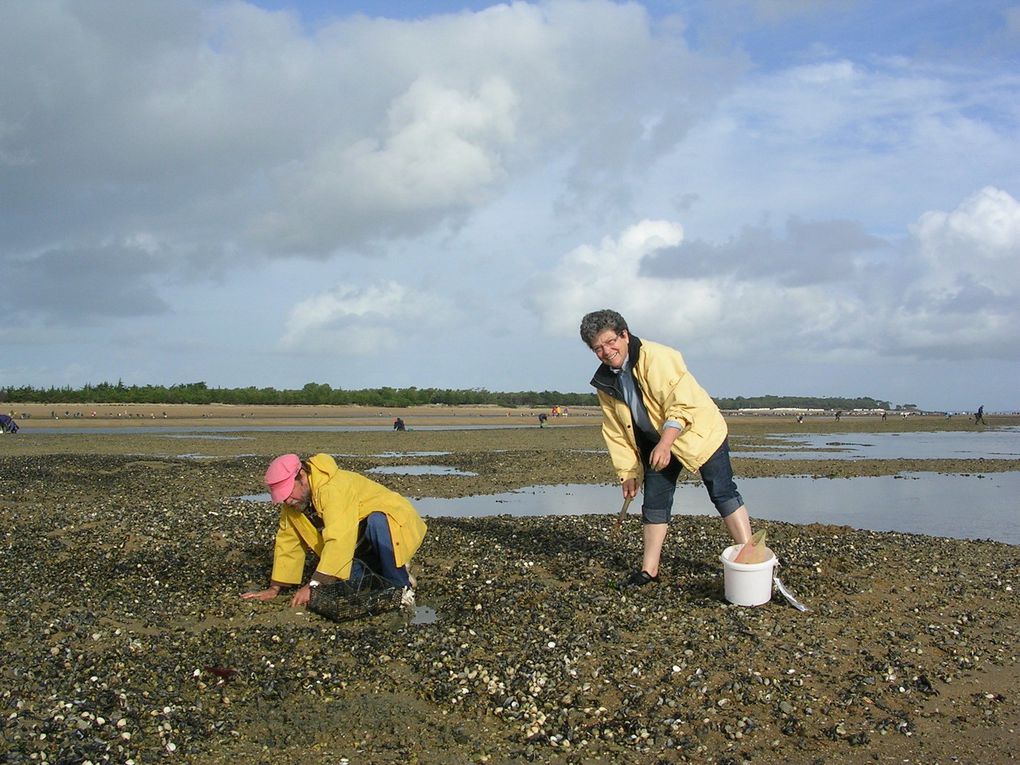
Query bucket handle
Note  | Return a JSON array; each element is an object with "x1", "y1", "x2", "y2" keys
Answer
[{"x1": 773, "y1": 572, "x2": 810, "y2": 612}]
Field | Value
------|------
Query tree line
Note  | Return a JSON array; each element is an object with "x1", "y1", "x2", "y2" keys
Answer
[
  {"x1": 720, "y1": 394, "x2": 893, "y2": 411},
  {"x1": 1, "y1": 382, "x2": 891, "y2": 411}
]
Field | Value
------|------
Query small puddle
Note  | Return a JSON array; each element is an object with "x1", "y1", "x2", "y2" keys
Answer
[
  {"x1": 367, "y1": 465, "x2": 478, "y2": 476},
  {"x1": 236, "y1": 492, "x2": 271, "y2": 502},
  {"x1": 409, "y1": 605, "x2": 437, "y2": 625},
  {"x1": 162, "y1": 434, "x2": 252, "y2": 441},
  {"x1": 373, "y1": 451, "x2": 451, "y2": 458}
]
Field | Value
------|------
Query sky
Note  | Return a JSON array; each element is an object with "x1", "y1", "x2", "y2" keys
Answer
[{"x1": 2, "y1": 0, "x2": 1019, "y2": 412}]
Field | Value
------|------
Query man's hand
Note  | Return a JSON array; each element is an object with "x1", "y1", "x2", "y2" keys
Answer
[
  {"x1": 241, "y1": 584, "x2": 281, "y2": 601},
  {"x1": 290, "y1": 585, "x2": 312, "y2": 608}
]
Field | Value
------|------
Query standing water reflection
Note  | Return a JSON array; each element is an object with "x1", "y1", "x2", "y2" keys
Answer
[{"x1": 410, "y1": 473, "x2": 1020, "y2": 545}]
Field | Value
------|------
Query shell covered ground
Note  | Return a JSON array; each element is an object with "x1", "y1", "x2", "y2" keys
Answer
[{"x1": 1, "y1": 414, "x2": 1018, "y2": 764}]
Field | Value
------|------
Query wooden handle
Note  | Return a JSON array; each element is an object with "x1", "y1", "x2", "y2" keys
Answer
[{"x1": 614, "y1": 495, "x2": 633, "y2": 528}]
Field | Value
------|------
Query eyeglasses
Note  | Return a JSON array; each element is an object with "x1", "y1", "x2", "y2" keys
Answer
[{"x1": 591, "y1": 334, "x2": 623, "y2": 354}]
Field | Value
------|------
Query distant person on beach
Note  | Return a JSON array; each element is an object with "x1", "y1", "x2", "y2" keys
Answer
[
  {"x1": 835, "y1": 410, "x2": 842, "y2": 422},
  {"x1": 975, "y1": 406, "x2": 986, "y2": 425},
  {"x1": 0, "y1": 414, "x2": 18, "y2": 433},
  {"x1": 538, "y1": 412, "x2": 548, "y2": 428},
  {"x1": 393, "y1": 417, "x2": 406, "y2": 431},
  {"x1": 580, "y1": 309, "x2": 754, "y2": 588},
  {"x1": 242, "y1": 453, "x2": 426, "y2": 609}
]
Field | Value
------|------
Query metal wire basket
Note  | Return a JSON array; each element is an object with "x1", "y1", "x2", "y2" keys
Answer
[{"x1": 307, "y1": 565, "x2": 402, "y2": 623}]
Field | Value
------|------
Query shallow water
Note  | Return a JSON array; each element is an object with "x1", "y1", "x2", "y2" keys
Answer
[
  {"x1": 237, "y1": 473, "x2": 1019, "y2": 544},
  {"x1": 237, "y1": 492, "x2": 273, "y2": 502},
  {"x1": 410, "y1": 605, "x2": 438, "y2": 625},
  {"x1": 372, "y1": 451, "x2": 452, "y2": 458},
  {"x1": 162, "y1": 434, "x2": 252, "y2": 441},
  {"x1": 367, "y1": 465, "x2": 478, "y2": 476},
  {"x1": 410, "y1": 473, "x2": 1020, "y2": 545},
  {"x1": 734, "y1": 426, "x2": 1020, "y2": 460}
]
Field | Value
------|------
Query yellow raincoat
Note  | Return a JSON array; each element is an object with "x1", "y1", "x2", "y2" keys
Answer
[
  {"x1": 592, "y1": 338, "x2": 728, "y2": 484},
  {"x1": 270, "y1": 453, "x2": 427, "y2": 585}
]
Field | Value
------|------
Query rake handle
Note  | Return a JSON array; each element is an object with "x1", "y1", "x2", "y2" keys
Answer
[{"x1": 614, "y1": 495, "x2": 633, "y2": 530}]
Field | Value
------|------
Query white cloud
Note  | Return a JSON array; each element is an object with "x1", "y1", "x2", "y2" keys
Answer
[
  {"x1": 533, "y1": 216, "x2": 882, "y2": 358},
  {"x1": 252, "y1": 75, "x2": 520, "y2": 252},
  {"x1": 534, "y1": 187, "x2": 1020, "y2": 364},
  {"x1": 0, "y1": 0, "x2": 715, "y2": 267},
  {"x1": 892, "y1": 187, "x2": 1020, "y2": 357},
  {"x1": 530, "y1": 219, "x2": 728, "y2": 338},
  {"x1": 913, "y1": 186, "x2": 1020, "y2": 286},
  {"x1": 280, "y1": 280, "x2": 453, "y2": 351}
]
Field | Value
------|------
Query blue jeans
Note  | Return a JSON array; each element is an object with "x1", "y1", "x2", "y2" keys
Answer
[
  {"x1": 639, "y1": 438, "x2": 744, "y2": 523},
  {"x1": 349, "y1": 512, "x2": 412, "y2": 588}
]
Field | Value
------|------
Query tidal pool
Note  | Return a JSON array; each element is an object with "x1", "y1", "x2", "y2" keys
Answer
[
  {"x1": 734, "y1": 426, "x2": 1020, "y2": 460},
  {"x1": 411, "y1": 473, "x2": 1020, "y2": 545},
  {"x1": 368, "y1": 465, "x2": 478, "y2": 476},
  {"x1": 161, "y1": 434, "x2": 252, "y2": 441},
  {"x1": 373, "y1": 451, "x2": 452, "y2": 458}
]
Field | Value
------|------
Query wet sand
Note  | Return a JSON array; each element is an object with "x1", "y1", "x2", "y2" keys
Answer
[{"x1": 1, "y1": 411, "x2": 1017, "y2": 763}]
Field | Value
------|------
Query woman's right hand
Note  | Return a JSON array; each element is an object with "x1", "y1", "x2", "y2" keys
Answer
[{"x1": 622, "y1": 478, "x2": 638, "y2": 499}]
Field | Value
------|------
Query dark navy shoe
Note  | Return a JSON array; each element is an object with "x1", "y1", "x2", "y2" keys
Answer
[{"x1": 621, "y1": 570, "x2": 660, "y2": 587}]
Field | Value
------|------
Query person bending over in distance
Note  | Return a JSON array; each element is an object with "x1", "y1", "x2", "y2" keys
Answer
[
  {"x1": 242, "y1": 453, "x2": 426, "y2": 608},
  {"x1": 580, "y1": 309, "x2": 754, "y2": 588}
]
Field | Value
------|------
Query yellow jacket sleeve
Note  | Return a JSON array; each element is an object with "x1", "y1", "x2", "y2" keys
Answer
[{"x1": 270, "y1": 510, "x2": 317, "y2": 585}]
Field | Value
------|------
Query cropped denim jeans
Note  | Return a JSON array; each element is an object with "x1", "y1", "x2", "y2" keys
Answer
[{"x1": 639, "y1": 438, "x2": 744, "y2": 524}]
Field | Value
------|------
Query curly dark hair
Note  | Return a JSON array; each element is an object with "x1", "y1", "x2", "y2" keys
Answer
[{"x1": 579, "y1": 309, "x2": 629, "y2": 346}]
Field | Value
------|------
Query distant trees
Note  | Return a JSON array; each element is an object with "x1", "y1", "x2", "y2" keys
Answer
[
  {"x1": 0, "y1": 382, "x2": 599, "y2": 408},
  {"x1": 716, "y1": 395, "x2": 892, "y2": 411},
  {"x1": 1, "y1": 383, "x2": 891, "y2": 411}
]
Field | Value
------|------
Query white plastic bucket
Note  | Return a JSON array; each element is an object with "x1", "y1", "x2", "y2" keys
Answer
[{"x1": 720, "y1": 544, "x2": 778, "y2": 606}]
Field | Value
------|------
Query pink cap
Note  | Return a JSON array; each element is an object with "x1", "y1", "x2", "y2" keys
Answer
[{"x1": 265, "y1": 454, "x2": 301, "y2": 503}]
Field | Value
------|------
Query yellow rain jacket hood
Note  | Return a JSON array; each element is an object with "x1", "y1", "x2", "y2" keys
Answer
[{"x1": 270, "y1": 453, "x2": 427, "y2": 585}]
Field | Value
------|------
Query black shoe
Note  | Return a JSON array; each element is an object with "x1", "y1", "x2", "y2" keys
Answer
[{"x1": 621, "y1": 570, "x2": 660, "y2": 587}]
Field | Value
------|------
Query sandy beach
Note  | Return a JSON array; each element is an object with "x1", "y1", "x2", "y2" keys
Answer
[{"x1": 1, "y1": 409, "x2": 1017, "y2": 763}]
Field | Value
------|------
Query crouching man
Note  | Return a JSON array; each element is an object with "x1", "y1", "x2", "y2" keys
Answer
[{"x1": 241, "y1": 453, "x2": 427, "y2": 608}]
